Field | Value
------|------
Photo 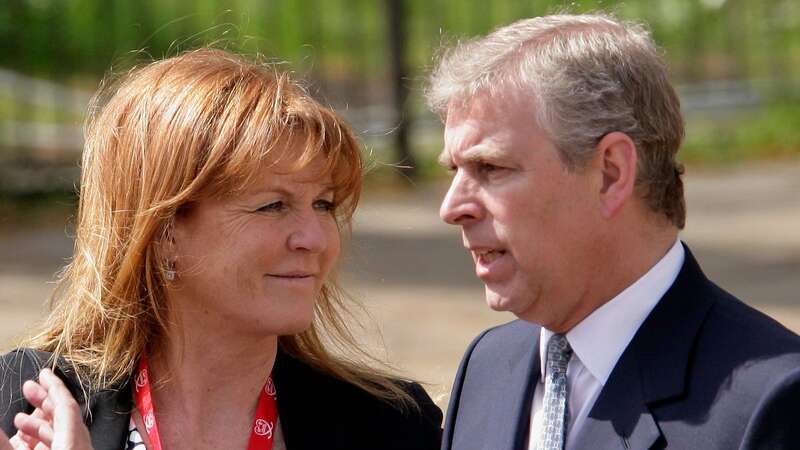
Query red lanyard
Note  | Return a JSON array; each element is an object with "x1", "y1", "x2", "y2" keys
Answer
[{"x1": 133, "y1": 355, "x2": 278, "y2": 450}]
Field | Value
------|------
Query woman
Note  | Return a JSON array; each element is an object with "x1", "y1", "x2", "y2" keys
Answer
[{"x1": 0, "y1": 49, "x2": 441, "y2": 449}]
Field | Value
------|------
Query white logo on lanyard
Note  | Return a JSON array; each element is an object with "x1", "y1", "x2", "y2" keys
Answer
[
  {"x1": 254, "y1": 419, "x2": 274, "y2": 438},
  {"x1": 135, "y1": 369, "x2": 148, "y2": 391},
  {"x1": 265, "y1": 378, "x2": 277, "y2": 398},
  {"x1": 144, "y1": 411, "x2": 155, "y2": 432}
]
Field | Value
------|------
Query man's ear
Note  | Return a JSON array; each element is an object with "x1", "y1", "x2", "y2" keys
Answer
[{"x1": 596, "y1": 131, "x2": 637, "y2": 219}]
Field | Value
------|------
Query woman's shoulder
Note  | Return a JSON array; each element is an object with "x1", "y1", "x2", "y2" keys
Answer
[
  {"x1": 350, "y1": 379, "x2": 443, "y2": 450},
  {"x1": 1, "y1": 348, "x2": 55, "y2": 375},
  {"x1": 0, "y1": 348, "x2": 84, "y2": 396},
  {"x1": 0, "y1": 348, "x2": 60, "y2": 435},
  {"x1": 1, "y1": 348, "x2": 63, "y2": 400},
  {"x1": 274, "y1": 350, "x2": 441, "y2": 417},
  {"x1": 383, "y1": 379, "x2": 444, "y2": 443},
  {"x1": 274, "y1": 352, "x2": 442, "y2": 449},
  {"x1": 1, "y1": 348, "x2": 133, "y2": 448},
  {"x1": 390, "y1": 379, "x2": 444, "y2": 425},
  {"x1": 333, "y1": 376, "x2": 442, "y2": 430}
]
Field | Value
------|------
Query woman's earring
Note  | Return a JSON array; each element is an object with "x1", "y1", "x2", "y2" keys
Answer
[
  {"x1": 163, "y1": 220, "x2": 177, "y2": 281},
  {"x1": 165, "y1": 260, "x2": 176, "y2": 281}
]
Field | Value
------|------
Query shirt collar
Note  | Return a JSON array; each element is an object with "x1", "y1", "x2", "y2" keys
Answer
[{"x1": 539, "y1": 239, "x2": 685, "y2": 384}]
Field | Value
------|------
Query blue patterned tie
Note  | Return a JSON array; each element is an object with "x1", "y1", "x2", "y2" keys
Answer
[{"x1": 539, "y1": 334, "x2": 573, "y2": 450}]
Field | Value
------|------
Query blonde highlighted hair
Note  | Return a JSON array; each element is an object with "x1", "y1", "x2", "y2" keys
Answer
[{"x1": 29, "y1": 48, "x2": 414, "y2": 406}]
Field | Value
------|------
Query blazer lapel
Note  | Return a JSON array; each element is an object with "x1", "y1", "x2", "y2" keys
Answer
[
  {"x1": 272, "y1": 352, "x2": 341, "y2": 450},
  {"x1": 571, "y1": 349, "x2": 660, "y2": 450},
  {"x1": 86, "y1": 382, "x2": 133, "y2": 449},
  {"x1": 448, "y1": 321, "x2": 541, "y2": 450},
  {"x1": 572, "y1": 246, "x2": 715, "y2": 450},
  {"x1": 485, "y1": 328, "x2": 541, "y2": 450}
]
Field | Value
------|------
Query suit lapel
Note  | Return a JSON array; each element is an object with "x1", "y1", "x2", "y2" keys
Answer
[
  {"x1": 573, "y1": 246, "x2": 715, "y2": 450},
  {"x1": 448, "y1": 321, "x2": 541, "y2": 450},
  {"x1": 571, "y1": 348, "x2": 660, "y2": 449},
  {"x1": 484, "y1": 326, "x2": 541, "y2": 450},
  {"x1": 86, "y1": 382, "x2": 133, "y2": 449}
]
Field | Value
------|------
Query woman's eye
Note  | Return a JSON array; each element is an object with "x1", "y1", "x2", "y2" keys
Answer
[
  {"x1": 257, "y1": 201, "x2": 284, "y2": 213},
  {"x1": 313, "y1": 199, "x2": 336, "y2": 213}
]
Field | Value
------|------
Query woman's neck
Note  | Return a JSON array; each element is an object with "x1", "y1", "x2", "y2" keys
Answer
[
  {"x1": 143, "y1": 315, "x2": 279, "y2": 448},
  {"x1": 150, "y1": 326, "x2": 277, "y2": 404}
]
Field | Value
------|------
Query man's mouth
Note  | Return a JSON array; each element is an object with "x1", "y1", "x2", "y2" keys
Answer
[{"x1": 474, "y1": 249, "x2": 506, "y2": 264}]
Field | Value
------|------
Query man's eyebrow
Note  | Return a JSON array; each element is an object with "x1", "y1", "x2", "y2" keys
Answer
[
  {"x1": 459, "y1": 144, "x2": 505, "y2": 164},
  {"x1": 438, "y1": 143, "x2": 505, "y2": 169}
]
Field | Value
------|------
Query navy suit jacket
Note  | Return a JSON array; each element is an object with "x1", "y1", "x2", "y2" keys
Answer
[{"x1": 442, "y1": 247, "x2": 800, "y2": 449}]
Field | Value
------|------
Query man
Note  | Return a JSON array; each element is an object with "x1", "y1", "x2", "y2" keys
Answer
[{"x1": 427, "y1": 13, "x2": 800, "y2": 450}]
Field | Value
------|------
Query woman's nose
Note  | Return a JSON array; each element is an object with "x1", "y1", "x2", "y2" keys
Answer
[{"x1": 288, "y1": 213, "x2": 329, "y2": 253}]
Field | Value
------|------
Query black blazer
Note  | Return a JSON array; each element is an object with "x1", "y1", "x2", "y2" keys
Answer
[
  {"x1": 442, "y1": 246, "x2": 800, "y2": 449},
  {"x1": 0, "y1": 349, "x2": 442, "y2": 450}
]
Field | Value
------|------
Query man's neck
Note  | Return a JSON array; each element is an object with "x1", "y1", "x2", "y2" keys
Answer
[
  {"x1": 599, "y1": 227, "x2": 679, "y2": 303},
  {"x1": 554, "y1": 223, "x2": 680, "y2": 333}
]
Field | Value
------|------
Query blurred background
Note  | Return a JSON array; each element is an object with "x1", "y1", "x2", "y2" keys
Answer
[{"x1": 1, "y1": 0, "x2": 798, "y2": 409}]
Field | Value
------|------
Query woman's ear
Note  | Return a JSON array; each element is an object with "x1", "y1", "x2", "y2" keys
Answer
[
  {"x1": 596, "y1": 131, "x2": 637, "y2": 219},
  {"x1": 157, "y1": 219, "x2": 179, "y2": 281}
]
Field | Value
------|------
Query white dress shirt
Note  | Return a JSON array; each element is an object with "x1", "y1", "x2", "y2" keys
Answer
[{"x1": 527, "y1": 240, "x2": 684, "y2": 450}]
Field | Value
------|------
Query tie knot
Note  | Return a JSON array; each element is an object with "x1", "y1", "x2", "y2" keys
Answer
[{"x1": 546, "y1": 334, "x2": 572, "y2": 374}]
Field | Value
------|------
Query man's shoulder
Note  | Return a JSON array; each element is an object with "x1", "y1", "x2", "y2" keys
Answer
[
  {"x1": 472, "y1": 319, "x2": 540, "y2": 346},
  {"x1": 653, "y1": 249, "x2": 800, "y2": 379},
  {"x1": 647, "y1": 281, "x2": 800, "y2": 446},
  {"x1": 699, "y1": 283, "x2": 800, "y2": 374},
  {"x1": 460, "y1": 319, "x2": 540, "y2": 367}
]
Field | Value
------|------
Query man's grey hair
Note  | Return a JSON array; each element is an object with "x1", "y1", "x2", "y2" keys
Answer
[{"x1": 427, "y1": 13, "x2": 686, "y2": 228}]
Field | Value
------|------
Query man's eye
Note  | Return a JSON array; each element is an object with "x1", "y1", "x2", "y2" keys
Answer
[
  {"x1": 257, "y1": 201, "x2": 284, "y2": 213},
  {"x1": 313, "y1": 199, "x2": 336, "y2": 213},
  {"x1": 477, "y1": 162, "x2": 499, "y2": 174}
]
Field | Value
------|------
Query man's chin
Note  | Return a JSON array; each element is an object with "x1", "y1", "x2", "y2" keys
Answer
[{"x1": 484, "y1": 287, "x2": 514, "y2": 312}]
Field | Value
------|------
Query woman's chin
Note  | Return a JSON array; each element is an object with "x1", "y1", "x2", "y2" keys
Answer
[{"x1": 272, "y1": 314, "x2": 316, "y2": 337}]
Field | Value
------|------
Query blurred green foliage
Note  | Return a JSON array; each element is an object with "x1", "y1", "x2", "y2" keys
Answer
[
  {"x1": 2, "y1": 0, "x2": 798, "y2": 81},
  {"x1": 0, "y1": 93, "x2": 82, "y2": 124},
  {"x1": 682, "y1": 102, "x2": 800, "y2": 163},
  {"x1": 0, "y1": 0, "x2": 798, "y2": 174}
]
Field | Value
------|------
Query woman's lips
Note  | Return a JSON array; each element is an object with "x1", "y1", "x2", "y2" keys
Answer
[
  {"x1": 266, "y1": 269, "x2": 316, "y2": 277},
  {"x1": 265, "y1": 273, "x2": 316, "y2": 283}
]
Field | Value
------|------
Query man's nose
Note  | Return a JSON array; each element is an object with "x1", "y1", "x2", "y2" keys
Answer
[{"x1": 440, "y1": 172, "x2": 482, "y2": 225}]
